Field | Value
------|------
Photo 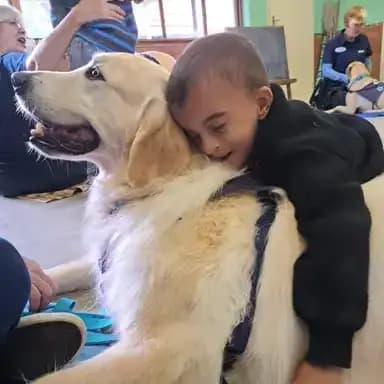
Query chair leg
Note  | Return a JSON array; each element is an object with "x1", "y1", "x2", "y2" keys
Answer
[{"x1": 286, "y1": 84, "x2": 292, "y2": 100}]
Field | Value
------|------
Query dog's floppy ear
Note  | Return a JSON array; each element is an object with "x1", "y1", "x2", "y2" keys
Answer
[
  {"x1": 346, "y1": 62, "x2": 355, "y2": 79},
  {"x1": 126, "y1": 97, "x2": 191, "y2": 188}
]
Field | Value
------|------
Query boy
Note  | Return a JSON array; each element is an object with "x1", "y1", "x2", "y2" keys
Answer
[
  {"x1": 49, "y1": 0, "x2": 142, "y2": 69},
  {"x1": 166, "y1": 33, "x2": 384, "y2": 384}
]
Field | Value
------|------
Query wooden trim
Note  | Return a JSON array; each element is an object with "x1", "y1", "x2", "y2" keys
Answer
[
  {"x1": 158, "y1": 0, "x2": 167, "y2": 38},
  {"x1": 137, "y1": 38, "x2": 194, "y2": 59},
  {"x1": 234, "y1": 0, "x2": 243, "y2": 26},
  {"x1": 201, "y1": 0, "x2": 208, "y2": 35},
  {"x1": 191, "y1": 0, "x2": 198, "y2": 35},
  {"x1": 138, "y1": 38, "x2": 194, "y2": 44}
]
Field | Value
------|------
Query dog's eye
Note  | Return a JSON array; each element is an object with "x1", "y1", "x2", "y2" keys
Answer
[{"x1": 85, "y1": 66, "x2": 105, "y2": 81}]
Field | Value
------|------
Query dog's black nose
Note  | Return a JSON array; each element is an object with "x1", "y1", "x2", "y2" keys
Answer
[{"x1": 11, "y1": 72, "x2": 30, "y2": 95}]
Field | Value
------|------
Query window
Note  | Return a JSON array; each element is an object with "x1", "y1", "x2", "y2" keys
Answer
[
  {"x1": 134, "y1": 0, "x2": 243, "y2": 39},
  {"x1": 7, "y1": 0, "x2": 242, "y2": 40},
  {"x1": 19, "y1": 0, "x2": 52, "y2": 39}
]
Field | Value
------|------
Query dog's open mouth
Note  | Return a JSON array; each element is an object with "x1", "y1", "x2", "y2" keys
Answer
[{"x1": 30, "y1": 121, "x2": 100, "y2": 155}]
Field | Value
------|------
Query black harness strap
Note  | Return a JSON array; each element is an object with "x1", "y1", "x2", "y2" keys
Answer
[
  {"x1": 216, "y1": 175, "x2": 279, "y2": 383},
  {"x1": 350, "y1": 81, "x2": 384, "y2": 109},
  {"x1": 103, "y1": 174, "x2": 279, "y2": 384}
]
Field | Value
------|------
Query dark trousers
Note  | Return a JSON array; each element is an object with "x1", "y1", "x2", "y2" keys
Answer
[
  {"x1": 0, "y1": 238, "x2": 30, "y2": 353},
  {"x1": 0, "y1": 158, "x2": 87, "y2": 198},
  {"x1": 310, "y1": 78, "x2": 347, "y2": 110}
]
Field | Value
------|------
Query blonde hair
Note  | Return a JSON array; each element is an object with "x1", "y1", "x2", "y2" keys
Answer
[
  {"x1": 0, "y1": 5, "x2": 22, "y2": 25},
  {"x1": 344, "y1": 5, "x2": 367, "y2": 26}
]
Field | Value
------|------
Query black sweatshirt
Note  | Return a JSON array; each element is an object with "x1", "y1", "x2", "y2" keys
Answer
[{"x1": 248, "y1": 84, "x2": 384, "y2": 368}]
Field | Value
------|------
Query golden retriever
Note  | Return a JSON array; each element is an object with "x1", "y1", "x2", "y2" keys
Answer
[
  {"x1": 13, "y1": 53, "x2": 384, "y2": 384},
  {"x1": 328, "y1": 61, "x2": 384, "y2": 114}
]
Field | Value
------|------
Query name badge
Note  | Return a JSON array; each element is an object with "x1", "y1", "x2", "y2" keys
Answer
[
  {"x1": 358, "y1": 49, "x2": 365, "y2": 54},
  {"x1": 335, "y1": 46, "x2": 347, "y2": 53}
]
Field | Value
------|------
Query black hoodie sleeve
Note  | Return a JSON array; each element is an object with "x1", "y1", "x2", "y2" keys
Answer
[{"x1": 275, "y1": 146, "x2": 370, "y2": 368}]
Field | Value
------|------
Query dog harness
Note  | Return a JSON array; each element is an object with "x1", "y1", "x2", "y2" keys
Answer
[
  {"x1": 104, "y1": 174, "x2": 279, "y2": 383},
  {"x1": 215, "y1": 174, "x2": 279, "y2": 384},
  {"x1": 351, "y1": 81, "x2": 384, "y2": 109}
]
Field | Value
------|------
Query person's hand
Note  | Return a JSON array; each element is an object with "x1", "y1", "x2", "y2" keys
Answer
[
  {"x1": 70, "y1": 0, "x2": 126, "y2": 27},
  {"x1": 293, "y1": 362, "x2": 343, "y2": 384},
  {"x1": 25, "y1": 259, "x2": 57, "y2": 312}
]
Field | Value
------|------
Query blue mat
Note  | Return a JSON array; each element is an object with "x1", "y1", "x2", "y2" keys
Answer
[
  {"x1": 357, "y1": 111, "x2": 384, "y2": 118},
  {"x1": 22, "y1": 298, "x2": 118, "y2": 360}
]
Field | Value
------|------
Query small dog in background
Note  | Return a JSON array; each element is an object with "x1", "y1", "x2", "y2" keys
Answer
[{"x1": 328, "y1": 61, "x2": 384, "y2": 114}]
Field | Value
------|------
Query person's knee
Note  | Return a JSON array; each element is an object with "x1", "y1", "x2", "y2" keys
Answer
[
  {"x1": 0, "y1": 238, "x2": 30, "y2": 308},
  {"x1": 0, "y1": 178, "x2": 20, "y2": 198}
]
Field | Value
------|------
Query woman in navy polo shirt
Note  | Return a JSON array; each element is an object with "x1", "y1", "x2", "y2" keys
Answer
[{"x1": 321, "y1": 6, "x2": 372, "y2": 108}]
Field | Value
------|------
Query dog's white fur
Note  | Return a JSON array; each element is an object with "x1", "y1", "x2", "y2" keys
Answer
[
  {"x1": 17, "y1": 53, "x2": 384, "y2": 384},
  {"x1": 327, "y1": 61, "x2": 384, "y2": 114}
]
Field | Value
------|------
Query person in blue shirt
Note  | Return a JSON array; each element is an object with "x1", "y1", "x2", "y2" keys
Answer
[
  {"x1": 49, "y1": 0, "x2": 143, "y2": 69},
  {"x1": 0, "y1": 2, "x2": 128, "y2": 197},
  {"x1": 321, "y1": 6, "x2": 372, "y2": 108},
  {"x1": 0, "y1": 5, "x2": 86, "y2": 197}
]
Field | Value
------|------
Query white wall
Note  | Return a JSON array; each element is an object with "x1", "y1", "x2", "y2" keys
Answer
[{"x1": 267, "y1": 0, "x2": 314, "y2": 101}]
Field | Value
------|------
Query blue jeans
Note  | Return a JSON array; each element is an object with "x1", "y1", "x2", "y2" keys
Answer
[
  {"x1": 68, "y1": 37, "x2": 100, "y2": 70},
  {"x1": 0, "y1": 238, "x2": 30, "y2": 354}
]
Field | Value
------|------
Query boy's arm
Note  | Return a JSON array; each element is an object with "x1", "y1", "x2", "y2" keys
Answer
[
  {"x1": 276, "y1": 147, "x2": 370, "y2": 369},
  {"x1": 26, "y1": 0, "x2": 125, "y2": 71}
]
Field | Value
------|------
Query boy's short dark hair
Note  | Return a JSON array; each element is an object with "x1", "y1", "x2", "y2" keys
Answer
[{"x1": 166, "y1": 32, "x2": 269, "y2": 108}]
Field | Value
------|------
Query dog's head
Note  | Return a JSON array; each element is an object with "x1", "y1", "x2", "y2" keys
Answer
[
  {"x1": 13, "y1": 53, "x2": 191, "y2": 187},
  {"x1": 346, "y1": 61, "x2": 370, "y2": 80}
]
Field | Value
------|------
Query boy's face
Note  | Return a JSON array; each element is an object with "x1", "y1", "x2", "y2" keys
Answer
[{"x1": 170, "y1": 77, "x2": 271, "y2": 170}]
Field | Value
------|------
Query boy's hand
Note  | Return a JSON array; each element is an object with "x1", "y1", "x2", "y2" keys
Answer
[
  {"x1": 293, "y1": 362, "x2": 343, "y2": 384},
  {"x1": 71, "y1": 0, "x2": 126, "y2": 27},
  {"x1": 25, "y1": 260, "x2": 57, "y2": 312}
]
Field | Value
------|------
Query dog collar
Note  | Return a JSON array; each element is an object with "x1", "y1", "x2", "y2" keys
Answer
[
  {"x1": 349, "y1": 73, "x2": 370, "y2": 88},
  {"x1": 109, "y1": 199, "x2": 127, "y2": 215}
]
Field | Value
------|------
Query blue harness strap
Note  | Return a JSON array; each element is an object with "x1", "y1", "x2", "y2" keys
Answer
[
  {"x1": 352, "y1": 81, "x2": 384, "y2": 107},
  {"x1": 215, "y1": 175, "x2": 279, "y2": 384}
]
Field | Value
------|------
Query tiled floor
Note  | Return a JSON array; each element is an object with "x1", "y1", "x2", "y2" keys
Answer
[{"x1": 0, "y1": 193, "x2": 86, "y2": 268}]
